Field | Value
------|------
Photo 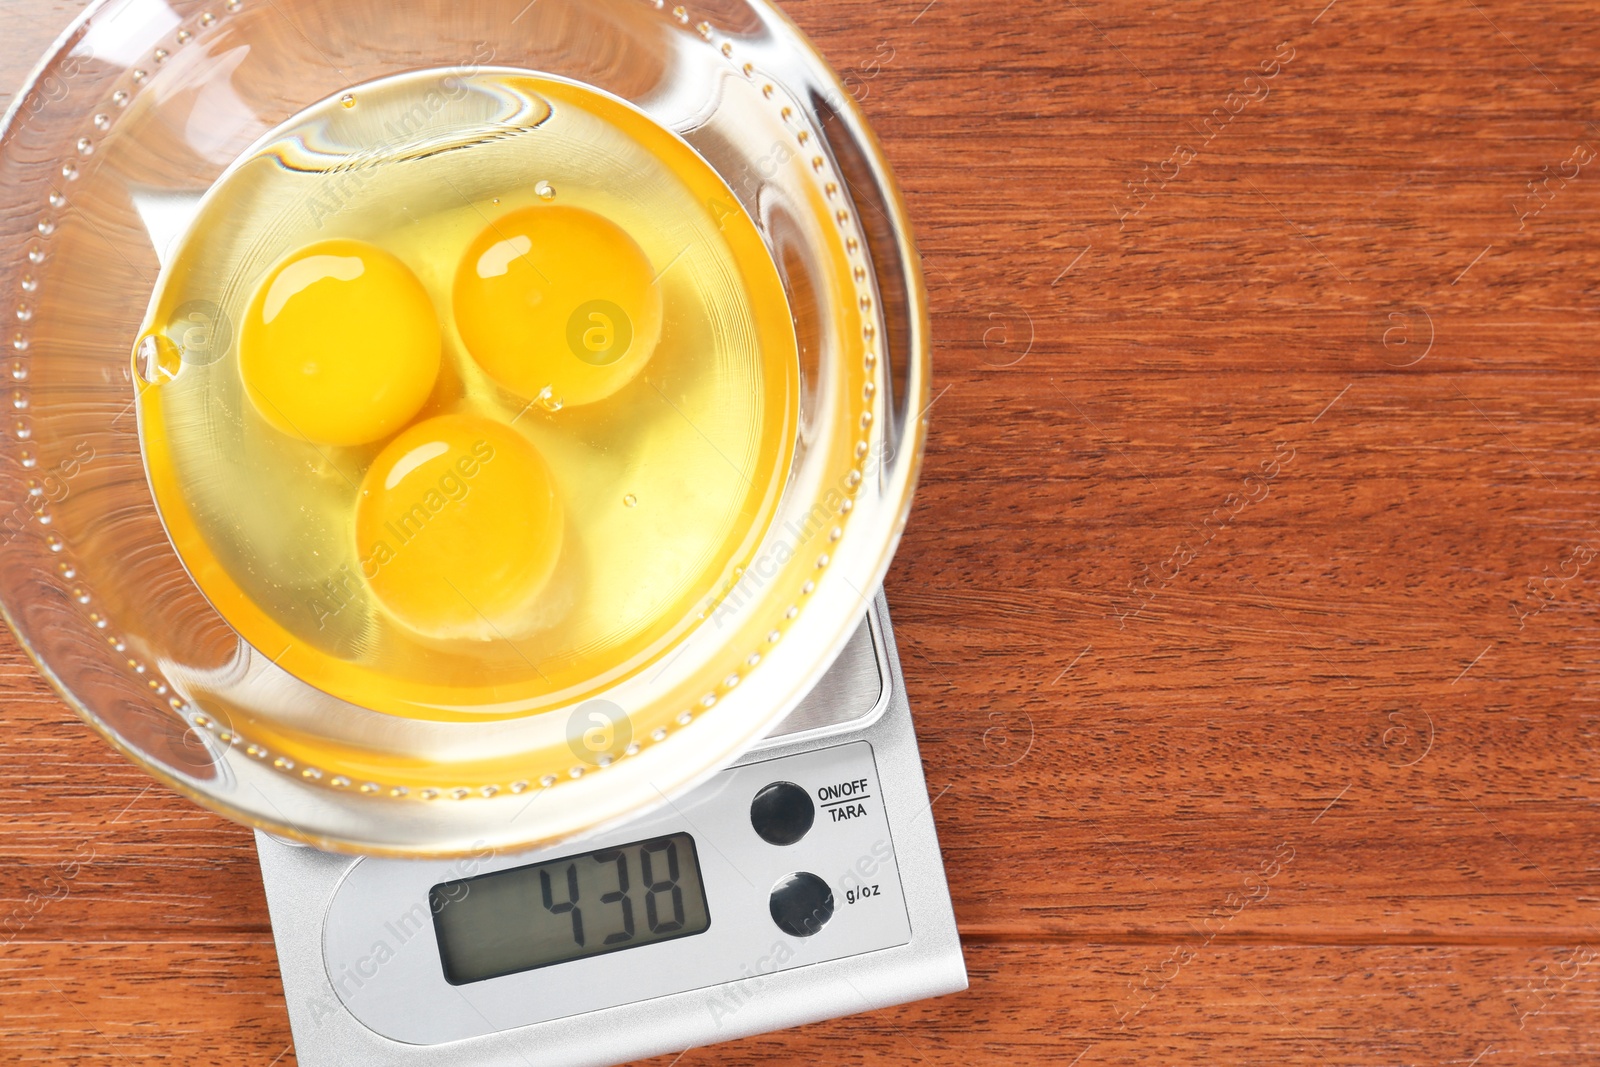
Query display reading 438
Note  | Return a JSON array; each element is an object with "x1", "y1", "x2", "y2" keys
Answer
[{"x1": 429, "y1": 833, "x2": 711, "y2": 985}]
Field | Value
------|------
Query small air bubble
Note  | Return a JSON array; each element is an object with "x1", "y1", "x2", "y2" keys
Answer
[
  {"x1": 36, "y1": 219, "x2": 55, "y2": 236},
  {"x1": 111, "y1": 90, "x2": 129, "y2": 107},
  {"x1": 61, "y1": 161, "x2": 78, "y2": 180},
  {"x1": 47, "y1": 192, "x2": 65, "y2": 209},
  {"x1": 153, "y1": 48, "x2": 168, "y2": 64},
  {"x1": 135, "y1": 333, "x2": 182, "y2": 384},
  {"x1": 75, "y1": 138, "x2": 93, "y2": 156},
  {"x1": 623, "y1": 493, "x2": 638, "y2": 507},
  {"x1": 535, "y1": 180, "x2": 555, "y2": 200},
  {"x1": 176, "y1": 29, "x2": 192, "y2": 44},
  {"x1": 92, "y1": 113, "x2": 109, "y2": 130},
  {"x1": 339, "y1": 93, "x2": 355, "y2": 109},
  {"x1": 199, "y1": 12, "x2": 215, "y2": 26}
]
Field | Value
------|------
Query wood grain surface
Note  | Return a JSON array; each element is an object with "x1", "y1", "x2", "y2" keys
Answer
[{"x1": 4, "y1": 0, "x2": 1600, "y2": 1063}]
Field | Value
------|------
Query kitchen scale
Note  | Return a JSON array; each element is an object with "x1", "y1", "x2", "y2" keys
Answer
[{"x1": 256, "y1": 592, "x2": 966, "y2": 1066}]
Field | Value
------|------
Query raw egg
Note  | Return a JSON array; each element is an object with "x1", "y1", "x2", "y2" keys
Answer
[
  {"x1": 239, "y1": 238, "x2": 441, "y2": 446},
  {"x1": 355, "y1": 412, "x2": 562, "y2": 641},
  {"x1": 453, "y1": 205, "x2": 663, "y2": 407}
]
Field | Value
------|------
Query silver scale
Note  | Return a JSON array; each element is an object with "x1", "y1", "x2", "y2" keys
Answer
[{"x1": 255, "y1": 593, "x2": 966, "y2": 1066}]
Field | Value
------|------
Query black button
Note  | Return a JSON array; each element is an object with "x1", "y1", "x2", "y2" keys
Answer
[
  {"x1": 769, "y1": 872, "x2": 834, "y2": 937},
  {"x1": 750, "y1": 781, "x2": 814, "y2": 846}
]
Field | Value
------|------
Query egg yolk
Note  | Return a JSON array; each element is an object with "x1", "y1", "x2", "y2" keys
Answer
[
  {"x1": 240, "y1": 239, "x2": 441, "y2": 446},
  {"x1": 453, "y1": 205, "x2": 663, "y2": 407},
  {"x1": 355, "y1": 413, "x2": 563, "y2": 640}
]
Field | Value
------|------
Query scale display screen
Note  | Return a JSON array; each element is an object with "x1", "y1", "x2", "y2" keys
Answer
[{"x1": 430, "y1": 833, "x2": 711, "y2": 985}]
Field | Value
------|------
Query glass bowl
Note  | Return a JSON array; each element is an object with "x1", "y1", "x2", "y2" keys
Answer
[{"x1": 0, "y1": 0, "x2": 928, "y2": 855}]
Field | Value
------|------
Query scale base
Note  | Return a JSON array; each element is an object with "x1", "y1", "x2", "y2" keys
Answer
[{"x1": 257, "y1": 593, "x2": 965, "y2": 1066}]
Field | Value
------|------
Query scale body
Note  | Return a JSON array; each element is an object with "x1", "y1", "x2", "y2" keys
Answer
[{"x1": 257, "y1": 594, "x2": 966, "y2": 1065}]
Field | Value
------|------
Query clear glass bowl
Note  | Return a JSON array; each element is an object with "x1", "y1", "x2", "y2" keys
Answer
[{"x1": 0, "y1": 0, "x2": 928, "y2": 855}]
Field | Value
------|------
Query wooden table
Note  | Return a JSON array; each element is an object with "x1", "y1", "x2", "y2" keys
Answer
[{"x1": 4, "y1": 0, "x2": 1599, "y2": 1062}]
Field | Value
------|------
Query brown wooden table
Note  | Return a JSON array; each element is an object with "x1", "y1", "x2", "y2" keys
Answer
[{"x1": 4, "y1": 0, "x2": 1600, "y2": 1063}]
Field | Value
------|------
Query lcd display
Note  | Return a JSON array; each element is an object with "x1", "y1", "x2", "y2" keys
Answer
[{"x1": 430, "y1": 833, "x2": 711, "y2": 985}]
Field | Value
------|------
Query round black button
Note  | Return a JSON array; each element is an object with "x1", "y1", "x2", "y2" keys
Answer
[
  {"x1": 750, "y1": 781, "x2": 815, "y2": 846},
  {"x1": 769, "y1": 871, "x2": 834, "y2": 937}
]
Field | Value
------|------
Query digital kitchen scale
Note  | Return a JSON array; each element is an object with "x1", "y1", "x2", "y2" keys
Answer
[{"x1": 256, "y1": 593, "x2": 966, "y2": 1066}]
